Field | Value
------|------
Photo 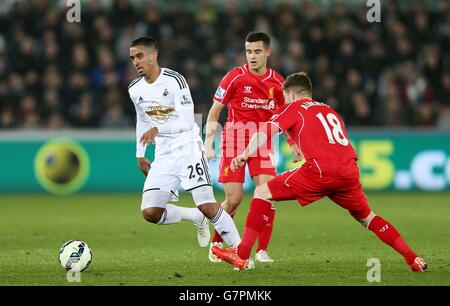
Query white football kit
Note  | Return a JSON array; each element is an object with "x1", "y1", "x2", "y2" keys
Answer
[{"x1": 129, "y1": 68, "x2": 216, "y2": 209}]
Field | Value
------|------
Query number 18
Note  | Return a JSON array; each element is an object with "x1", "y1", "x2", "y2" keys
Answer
[{"x1": 316, "y1": 112, "x2": 349, "y2": 146}]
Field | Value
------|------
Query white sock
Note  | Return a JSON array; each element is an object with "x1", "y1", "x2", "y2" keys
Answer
[
  {"x1": 158, "y1": 204, "x2": 204, "y2": 225},
  {"x1": 210, "y1": 208, "x2": 241, "y2": 247}
]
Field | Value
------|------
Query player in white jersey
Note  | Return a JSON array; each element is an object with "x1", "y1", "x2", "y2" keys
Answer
[{"x1": 128, "y1": 36, "x2": 242, "y2": 251}]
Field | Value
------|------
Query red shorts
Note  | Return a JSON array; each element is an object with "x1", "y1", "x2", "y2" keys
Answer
[
  {"x1": 218, "y1": 155, "x2": 276, "y2": 183},
  {"x1": 267, "y1": 162, "x2": 371, "y2": 220}
]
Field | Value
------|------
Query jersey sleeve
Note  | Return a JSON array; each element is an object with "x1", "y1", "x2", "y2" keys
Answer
[
  {"x1": 269, "y1": 103, "x2": 299, "y2": 133},
  {"x1": 213, "y1": 68, "x2": 242, "y2": 105},
  {"x1": 275, "y1": 89, "x2": 285, "y2": 107},
  {"x1": 273, "y1": 72, "x2": 285, "y2": 107},
  {"x1": 130, "y1": 94, "x2": 153, "y2": 158}
]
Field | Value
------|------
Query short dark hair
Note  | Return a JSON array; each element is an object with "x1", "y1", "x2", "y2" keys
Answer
[
  {"x1": 245, "y1": 32, "x2": 270, "y2": 49},
  {"x1": 283, "y1": 72, "x2": 313, "y2": 96},
  {"x1": 131, "y1": 36, "x2": 159, "y2": 51}
]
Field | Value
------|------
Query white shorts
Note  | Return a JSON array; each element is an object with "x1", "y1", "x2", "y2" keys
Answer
[{"x1": 141, "y1": 149, "x2": 216, "y2": 210}]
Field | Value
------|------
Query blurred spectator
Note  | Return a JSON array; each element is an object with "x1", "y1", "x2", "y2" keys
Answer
[
  {"x1": 41, "y1": 88, "x2": 61, "y2": 121},
  {"x1": 0, "y1": 0, "x2": 448, "y2": 129},
  {"x1": 46, "y1": 112, "x2": 68, "y2": 129},
  {"x1": 69, "y1": 92, "x2": 98, "y2": 127},
  {"x1": 0, "y1": 106, "x2": 16, "y2": 128},
  {"x1": 415, "y1": 103, "x2": 436, "y2": 127},
  {"x1": 19, "y1": 95, "x2": 40, "y2": 128},
  {"x1": 347, "y1": 91, "x2": 373, "y2": 126},
  {"x1": 100, "y1": 103, "x2": 132, "y2": 128},
  {"x1": 437, "y1": 105, "x2": 450, "y2": 130},
  {"x1": 436, "y1": 72, "x2": 450, "y2": 105}
]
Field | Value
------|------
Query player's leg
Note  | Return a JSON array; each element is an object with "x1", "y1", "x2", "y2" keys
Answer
[
  {"x1": 236, "y1": 182, "x2": 276, "y2": 260},
  {"x1": 182, "y1": 152, "x2": 242, "y2": 249},
  {"x1": 190, "y1": 185, "x2": 241, "y2": 248},
  {"x1": 141, "y1": 167, "x2": 205, "y2": 227},
  {"x1": 252, "y1": 172, "x2": 277, "y2": 262},
  {"x1": 358, "y1": 209, "x2": 427, "y2": 271},
  {"x1": 249, "y1": 153, "x2": 277, "y2": 261},
  {"x1": 141, "y1": 189, "x2": 205, "y2": 226},
  {"x1": 208, "y1": 182, "x2": 243, "y2": 261},
  {"x1": 212, "y1": 166, "x2": 324, "y2": 269},
  {"x1": 211, "y1": 182, "x2": 243, "y2": 243},
  {"x1": 211, "y1": 182, "x2": 278, "y2": 270},
  {"x1": 330, "y1": 178, "x2": 428, "y2": 272},
  {"x1": 357, "y1": 209, "x2": 427, "y2": 271},
  {"x1": 210, "y1": 156, "x2": 246, "y2": 260}
]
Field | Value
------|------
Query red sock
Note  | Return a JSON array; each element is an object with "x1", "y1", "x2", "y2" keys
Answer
[
  {"x1": 238, "y1": 198, "x2": 273, "y2": 259},
  {"x1": 212, "y1": 229, "x2": 223, "y2": 243},
  {"x1": 256, "y1": 206, "x2": 275, "y2": 252},
  {"x1": 212, "y1": 211, "x2": 235, "y2": 243},
  {"x1": 368, "y1": 216, "x2": 417, "y2": 265}
]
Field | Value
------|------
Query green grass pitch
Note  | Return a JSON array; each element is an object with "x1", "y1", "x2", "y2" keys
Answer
[{"x1": 0, "y1": 192, "x2": 449, "y2": 286}]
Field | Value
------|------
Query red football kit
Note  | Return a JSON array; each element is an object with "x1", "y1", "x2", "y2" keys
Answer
[
  {"x1": 213, "y1": 64, "x2": 285, "y2": 183},
  {"x1": 267, "y1": 98, "x2": 370, "y2": 219},
  {"x1": 215, "y1": 100, "x2": 425, "y2": 270}
]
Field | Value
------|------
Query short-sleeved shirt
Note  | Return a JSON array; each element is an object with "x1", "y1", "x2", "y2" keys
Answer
[
  {"x1": 270, "y1": 98, "x2": 359, "y2": 178},
  {"x1": 129, "y1": 68, "x2": 201, "y2": 158},
  {"x1": 214, "y1": 64, "x2": 284, "y2": 153}
]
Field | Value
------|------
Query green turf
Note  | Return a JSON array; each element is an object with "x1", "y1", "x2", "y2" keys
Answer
[{"x1": 0, "y1": 192, "x2": 449, "y2": 286}]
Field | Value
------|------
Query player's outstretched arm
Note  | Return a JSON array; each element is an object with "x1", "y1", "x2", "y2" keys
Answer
[
  {"x1": 230, "y1": 132, "x2": 266, "y2": 172},
  {"x1": 244, "y1": 122, "x2": 279, "y2": 158},
  {"x1": 231, "y1": 122, "x2": 279, "y2": 171},
  {"x1": 291, "y1": 143, "x2": 304, "y2": 162},
  {"x1": 205, "y1": 101, "x2": 225, "y2": 160},
  {"x1": 282, "y1": 132, "x2": 303, "y2": 162}
]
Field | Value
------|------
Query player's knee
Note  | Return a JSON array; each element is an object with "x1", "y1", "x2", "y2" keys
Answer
[
  {"x1": 141, "y1": 208, "x2": 164, "y2": 224},
  {"x1": 140, "y1": 190, "x2": 173, "y2": 223},
  {"x1": 253, "y1": 184, "x2": 270, "y2": 200},
  {"x1": 223, "y1": 195, "x2": 242, "y2": 212},
  {"x1": 197, "y1": 203, "x2": 218, "y2": 220},
  {"x1": 192, "y1": 185, "x2": 216, "y2": 207}
]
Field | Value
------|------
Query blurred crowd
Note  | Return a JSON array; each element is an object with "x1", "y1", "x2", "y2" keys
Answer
[{"x1": 0, "y1": 0, "x2": 449, "y2": 130}]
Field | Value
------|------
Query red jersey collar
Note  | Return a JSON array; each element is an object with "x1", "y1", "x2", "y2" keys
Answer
[
  {"x1": 295, "y1": 98, "x2": 314, "y2": 103},
  {"x1": 243, "y1": 64, "x2": 271, "y2": 79}
]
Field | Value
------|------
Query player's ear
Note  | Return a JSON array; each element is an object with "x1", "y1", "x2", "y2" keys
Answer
[
  {"x1": 285, "y1": 90, "x2": 294, "y2": 103},
  {"x1": 266, "y1": 47, "x2": 272, "y2": 57},
  {"x1": 148, "y1": 50, "x2": 155, "y2": 63}
]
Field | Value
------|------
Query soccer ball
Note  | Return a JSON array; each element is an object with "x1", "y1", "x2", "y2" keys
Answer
[{"x1": 59, "y1": 240, "x2": 92, "y2": 272}]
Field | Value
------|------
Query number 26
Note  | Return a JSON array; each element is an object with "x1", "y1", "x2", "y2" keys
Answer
[{"x1": 188, "y1": 163, "x2": 204, "y2": 179}]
